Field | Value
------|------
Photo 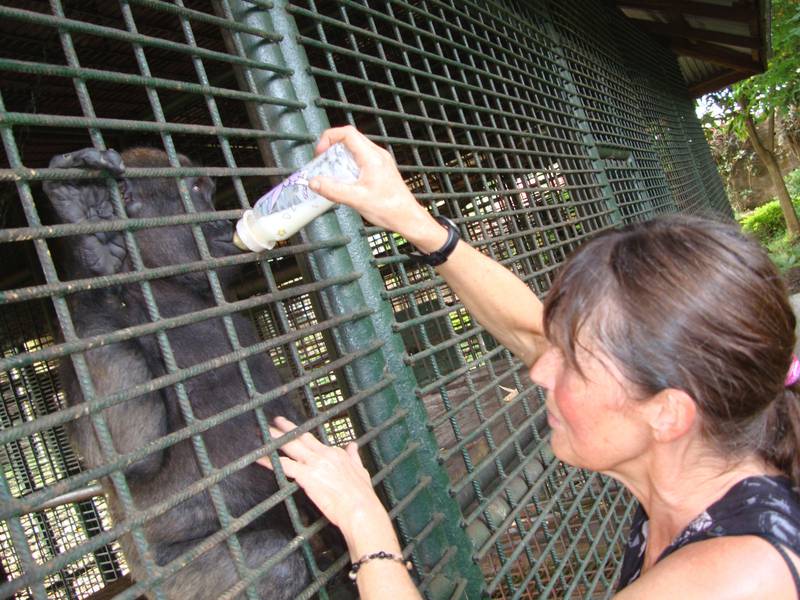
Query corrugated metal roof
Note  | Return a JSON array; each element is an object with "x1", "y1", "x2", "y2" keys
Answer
[{"x1": 616, "y1": 0, "x2": 770, "y2": 96}]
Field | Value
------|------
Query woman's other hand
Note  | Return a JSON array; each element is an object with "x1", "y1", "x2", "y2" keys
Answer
[{"x1": 257, "y1": 416, "x2": 402, "y2": 561}]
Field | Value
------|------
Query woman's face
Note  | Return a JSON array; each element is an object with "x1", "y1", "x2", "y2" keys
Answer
[{"x1": 529, "y1": 338, "x2": 652, "y2": 473}]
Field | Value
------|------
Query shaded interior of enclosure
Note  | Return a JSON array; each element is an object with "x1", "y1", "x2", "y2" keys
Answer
[{"x1": 0, "y1": 0, "x2": 730, "y2": 599}]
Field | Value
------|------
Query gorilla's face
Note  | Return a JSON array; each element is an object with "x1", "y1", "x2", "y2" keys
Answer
[{"x1": 125, "y1": 175, "x2": 239, "y2": 272}]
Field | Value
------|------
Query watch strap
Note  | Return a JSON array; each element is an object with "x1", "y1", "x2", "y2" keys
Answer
[{"x1": 406, "y1": 216, "x2": 461, "y2": 266}]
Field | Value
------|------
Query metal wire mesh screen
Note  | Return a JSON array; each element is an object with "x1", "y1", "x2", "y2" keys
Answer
[
  {"x1": 1, "y1": 299, "x2": 128, "y2": 596},
  {"x1": 292, "y1": 0, "x2": 729, "y2": 598},
  {"x1": 0, "y1": 0, "x2": 730, "y2": 599},
  {"x1": 0, "y1": 1, "x2": 380, "y2": 598}
]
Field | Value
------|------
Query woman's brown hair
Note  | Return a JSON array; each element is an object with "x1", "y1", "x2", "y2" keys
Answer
[{"x1": 543, "y1": 215, "x2": 800, "y2": 487}]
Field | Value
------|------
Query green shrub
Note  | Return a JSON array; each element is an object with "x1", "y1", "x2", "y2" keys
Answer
[
  {"x1": 766, "y1": 234, "x2": 800, "y2": 272},
  {"x1": 739, "y1": 199, "x2": 788, "y2": 243}
]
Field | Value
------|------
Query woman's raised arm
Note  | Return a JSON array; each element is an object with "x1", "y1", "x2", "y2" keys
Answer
[{"x1": 310, "y1": 126, "x2": 547, "y2": 367}]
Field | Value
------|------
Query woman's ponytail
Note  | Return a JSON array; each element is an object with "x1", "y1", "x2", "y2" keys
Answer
[{"x1": 762, "y1": 386, "x2": 800, "y2": 490}]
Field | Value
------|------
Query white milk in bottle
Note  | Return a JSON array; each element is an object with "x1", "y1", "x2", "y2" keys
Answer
[{"x1": 233, "y1": 143, "x2": 360, "y2": 251}]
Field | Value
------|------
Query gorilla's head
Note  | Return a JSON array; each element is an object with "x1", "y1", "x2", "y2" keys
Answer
[{"x1": 120, "y1": 148, "x2": 241, "y2": 289}]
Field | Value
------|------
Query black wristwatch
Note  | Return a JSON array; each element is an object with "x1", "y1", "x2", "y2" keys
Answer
[{"x1": 407, "y1": 215, "x2": 461, "y2": 266}]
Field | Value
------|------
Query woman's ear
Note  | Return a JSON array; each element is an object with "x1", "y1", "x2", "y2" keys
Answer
[{"x1": 645, "y1": 388, "x2": 697, "y2": 443}]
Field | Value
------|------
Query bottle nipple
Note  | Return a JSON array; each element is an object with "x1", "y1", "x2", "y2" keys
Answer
[{"x1": 233, "y1": 230, "x2": 248, "y2": 251}]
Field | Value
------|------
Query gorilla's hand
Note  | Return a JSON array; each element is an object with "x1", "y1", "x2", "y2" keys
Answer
[{"x1": 43, "y1": 148, "x2": 128, "y2": 276}]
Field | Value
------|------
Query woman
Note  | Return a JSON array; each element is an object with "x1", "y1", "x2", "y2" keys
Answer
[{"x1": 260, "y1": 126, "x2": 800, "y2": 599}]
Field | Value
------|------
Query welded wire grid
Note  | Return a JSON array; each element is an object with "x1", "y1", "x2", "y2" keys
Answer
[
  {"x1": 0, "y1": 0, "x2": 732, "y2": 599},
  {"x1": 292, "y1": 0, "x2": 727, "y2": 597},
  {"x1": 548, "y1": 1, "x2": 679, "y2": 225},
  {"x1": 0, "y1": 1, "x2": 383, "y2": 598},
  {"x1": 616, "y1": 10, "x2": 731, "y2": 220},
  {"x1": 1, "y1": 299, "x2": 128, "y2": 597}
]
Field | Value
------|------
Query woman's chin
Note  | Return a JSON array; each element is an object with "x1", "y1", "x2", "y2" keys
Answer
[{"x1": 548, "y1": 432, "x2": 579, "y2": 467}]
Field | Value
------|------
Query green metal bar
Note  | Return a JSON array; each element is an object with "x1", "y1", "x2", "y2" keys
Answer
[
  {"x1": 0, "y1": 210, "x2": 243, "y2": 243},
  {"x1": 126, "y1": 0, "x2": 274, "y2": 36},
  {"x1": 0, "y1": 58, "x2": 301, "y2": 109},
  {"x1": 225, "y1": 1, "x2": 485, "y2": 596},
  {"x1": 0, "y1": 111, "x2": 313, "y2": 140},
  {"x1": 0, "y1": 272, "x2": 360, "y2": 373},
  {"x1": 316, "y1": 97, "x2": 586, "y2": 147},
  {"x1": 0, "y1": 164, "x2": 293, "y2": 182},
  {"x1": 0, "y1": 237, "x2": 348, "y2": 305},
  {"x1": 0, "y1": 5, "x2": 287, "y2": 72}
]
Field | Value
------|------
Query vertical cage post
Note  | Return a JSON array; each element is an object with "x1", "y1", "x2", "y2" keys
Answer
[
  {"x1": 543, "y1": 8, "x2": 623, "y2": 228},
  {"x1": 224, "y1": 1, "x2": 486, "y2": 597}
]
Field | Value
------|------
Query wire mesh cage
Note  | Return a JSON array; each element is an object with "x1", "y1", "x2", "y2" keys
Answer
[{"x1": 0, "y1": 0, "x2": 730, "y2": 599}]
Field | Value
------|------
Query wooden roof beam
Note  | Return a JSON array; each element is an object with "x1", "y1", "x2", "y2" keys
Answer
[
  {"x1": 687, "y1": 69, "x2": 747, "y2": 96},
  {"x1": 631, "y1": 19, "x2": 760, "y2": 49},
  {"x1": 671, "y1": 39, "x2": 761, "y2": 73},
  {"x1": 617, "y1": 1, "x2": 752, "y2": 22}
]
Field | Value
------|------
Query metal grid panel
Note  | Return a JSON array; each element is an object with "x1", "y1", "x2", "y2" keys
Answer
[
  {"x1": 0, "y1": 1, "x2": 732, "y2": 599},
  {"x1": 616, "y1": 12, "x2": 730, "y2": 219},
  {"x1": 290, "y1": 0, "x2": 648, "y2": 597},
  {"x1": 548, "y1": 0, "x2": 678, "y2": 224},
  {"x1": 0, "y1": 1, "x2": 384, "y2": 598}
]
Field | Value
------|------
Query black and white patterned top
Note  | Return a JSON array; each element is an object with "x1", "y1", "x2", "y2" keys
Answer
[{"x1": 617, "y1": 475, "x2": 800, "y2": 596}]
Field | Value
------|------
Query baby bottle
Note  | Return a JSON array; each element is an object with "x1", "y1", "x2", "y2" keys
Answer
[{"x1": 233, "y1": 143, "x2": 360, "y2": 252}]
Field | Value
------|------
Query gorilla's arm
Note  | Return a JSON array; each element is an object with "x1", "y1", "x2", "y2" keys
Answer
[
  {"x1": 45, "y1": 148, "x2": 167, "y2": 477},
  {"x1": 43, "y1": 148, "x2": 128, "y2": 277}
]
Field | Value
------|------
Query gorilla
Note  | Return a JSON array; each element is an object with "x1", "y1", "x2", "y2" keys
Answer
[{"x1": 43, "y1": 147, "x2": 310, "y2": 599}]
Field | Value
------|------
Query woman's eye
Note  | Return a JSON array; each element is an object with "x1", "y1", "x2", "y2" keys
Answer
[{"x1": 192, "y1": 184, "x2": 201, "y2": 192}]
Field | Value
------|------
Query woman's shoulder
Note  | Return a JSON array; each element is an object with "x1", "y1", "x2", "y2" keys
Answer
[
  {"x1": 616, "y1": 476, "x2": 800, "y2": 599},
  {"x1": 615, "y1": 534, "x2": 800, "y2": 599}
]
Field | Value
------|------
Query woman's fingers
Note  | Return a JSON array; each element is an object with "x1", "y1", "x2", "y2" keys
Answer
[
  {"x1": 315, "y1": 125, "x2": 381, "y2": 163},
  {"x1": 345, "y1": 442, "x2": 363, "y2": 466},
  {"x1": 309, "y1": 177, "x2": 366, "y2": 208},
  {"x1": 257, "y1": 429, "x2": 385, "y2": 530},
  {"x1": 345, "y1": 442, "x2": 372, "y2": 484},
  {"x1": 256, "y1": 455, "x2": 301, "y2": 479},
  {"x1": 272, "y1": 416, "x2": 326, "y2": 449},
  {"x1": 268, "y1": 417, "x2": 327, "y2": 463},
  {"x1": 271, "y1": 415, "x2": 302, "y2": 433},
  {"x1": 267, "y1": 427, "x2": 316, "y2": 464}
]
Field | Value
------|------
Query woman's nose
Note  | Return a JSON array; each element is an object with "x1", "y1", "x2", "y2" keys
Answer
[{"x1": 529, "y1": 346, "x2": 559, "y2": 389}]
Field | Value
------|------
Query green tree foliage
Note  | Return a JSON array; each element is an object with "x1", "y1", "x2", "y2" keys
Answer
[{"x1": 702, "y1": 0, "x2": 800, "y2": 237}]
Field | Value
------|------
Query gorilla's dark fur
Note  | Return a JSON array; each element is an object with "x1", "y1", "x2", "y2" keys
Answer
[{"x1": 43, "y1": 147, "x2": 309, "y2": 599}]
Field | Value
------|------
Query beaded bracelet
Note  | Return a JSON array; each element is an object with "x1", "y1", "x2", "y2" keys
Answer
[{"x1": 348, "y1": 550, "x2": 413, "y2": 582}]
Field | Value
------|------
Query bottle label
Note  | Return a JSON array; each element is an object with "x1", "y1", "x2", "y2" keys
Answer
[{"x1": 233, "y1": 143, "x2": 360, "y2": 252}]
